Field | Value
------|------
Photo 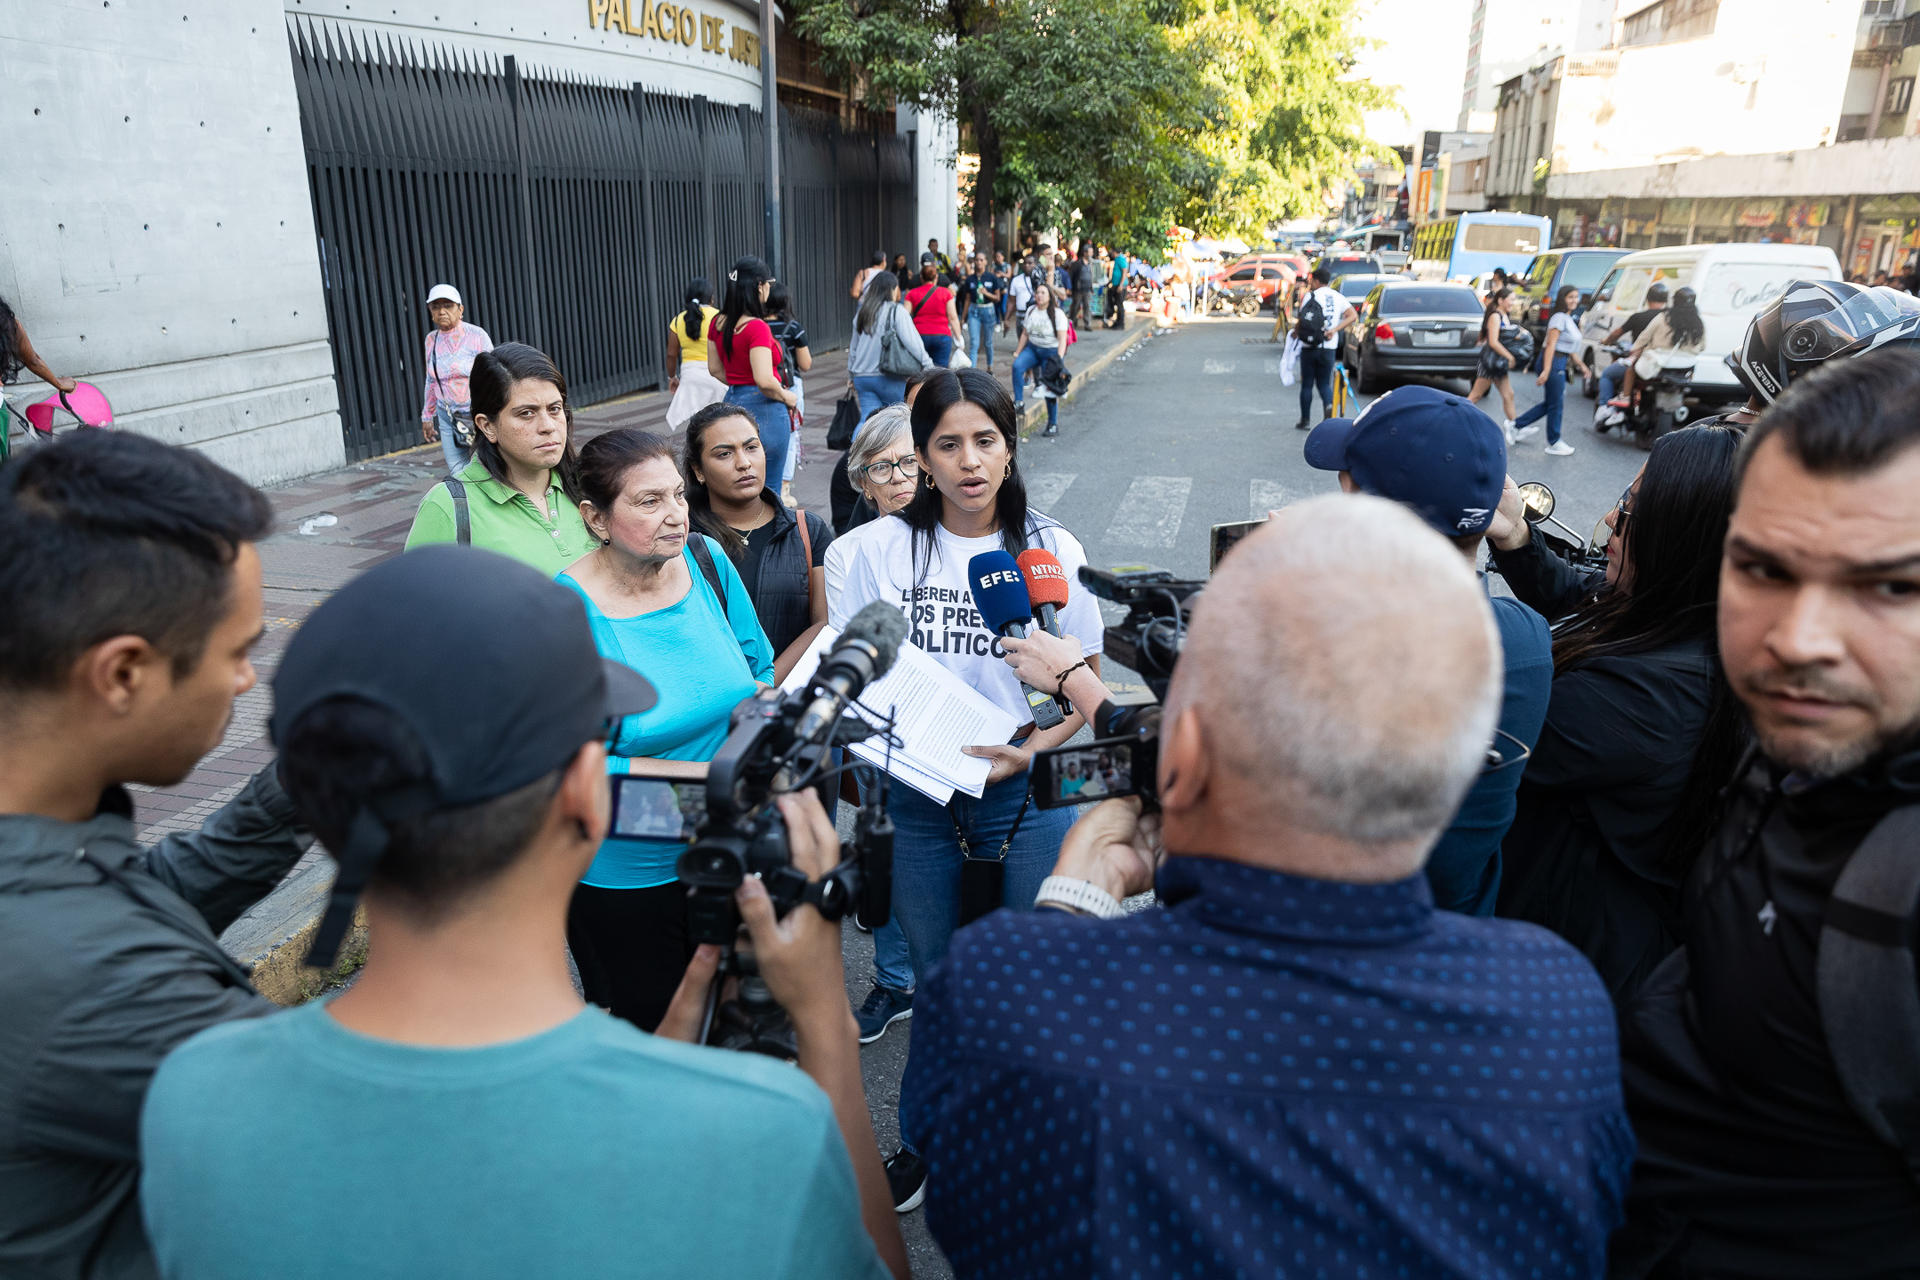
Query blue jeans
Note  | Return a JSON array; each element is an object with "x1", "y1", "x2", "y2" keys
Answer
[
  {"x1": 1599, "y1": 360, "x2": 1626, "y2": 403},
  {"x1": 872, "y1": 918, "x2": 913, "y2": 992},
  {"x1": 1514, "y1": 355, "x2": 1568, "y2": 443},
  {"x1": 1011, "y1": 345, "x2": 1060, "y2": 425},
  {"x1": 434, "y1": 411, "x2": 472, "y2": 474},
  {"x1": 724, "y1": 384, "x2": 790, "y2": 486},
  {"x1": 1298, "y1": 345, "x2": 1335, "y2": 421},
  {"x1": 922, "y1": 333, "x2": 954, "y2": 368},
  {"x1": 967, "y1": 305, "x2": 997, "y2": 368},
  {"x1": 852, "y1": 374, "x2": 906, "y2": 428}
]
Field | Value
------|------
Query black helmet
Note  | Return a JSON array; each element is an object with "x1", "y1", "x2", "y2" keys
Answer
[
  {"x1": 1671, "y1": 286, "x2": 1696, "y2": 307},
  {"x1": 1645, "y1": 282, "x2": 1670, "y2": 304},
  {"x1": 1727, "y1": 280, "x2": 1920, "y2": 403}
]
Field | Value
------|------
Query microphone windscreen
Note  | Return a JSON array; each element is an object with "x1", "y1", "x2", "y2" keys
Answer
[
  {"x1": 968, "y1": 550, "x2": 1033, "y2": 633},
  {"x1": 1016, "y1": 549, "x2": 1070, "y2": 609},
  {"x1": 841, "y1": 600, "x2": 910, "y2": 678}
]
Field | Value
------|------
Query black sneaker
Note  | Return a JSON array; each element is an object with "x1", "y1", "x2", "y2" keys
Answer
[
  {"x1": 855, "y1": 983, "x2": 914, "y2": 1044},
  {"x1": 1294, "y1": 419, "x2": 1310, "y2": 430},
  {"x1": 884, "y1": 1148, "x2": 928, "y2": 1213}
]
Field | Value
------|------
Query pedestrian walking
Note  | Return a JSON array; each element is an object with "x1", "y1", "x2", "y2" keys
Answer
[
  {"x1": 926, "y1": 237, "x2": 954, "y2": 280},
  {"x1": 890, "y1": 251, "x2": 911, "y2": 281},
  {"x1": 1293, "y1": 267, "x2": 1357, "y2": 429},
  {"x1": 904, "y1": 263, "x2": 963, "y2": 367},
  {"x1": 663, "y1": 277, "x2": 725, "y2": 433},
  {"x1": 1106, "y1": 249, "x2": 1129, "y2": 329},
  {"x1": 1068, "y1": 246, "x2": 1095, "y2": 329},
  {"x1": 847, "y1": 270, "x2": 934, "y2": 425},
  {"x1": 707, "y1": 255, "x2": 799, "y2": 493},
  {"x1": 764, "y1": 281, "x2": 812, "y2": 496},
  {"x1": 419, "y1": 283, "x2": 493, "y2": 474},
  {"x1": 681, "y1": 402, "x2": 832, "y2": 681},
  {"x1": 405, "y1": 342, "x2": 596, "y2": 575},
  {"x1": 1510, "y1": 284, "x2": 1590, "y2": 456},
  {"x1": 1466, "y1": 288, "x2": 1520, "y2": 435},
  {"x1": 851, "y1": 250, "x2": 885, "y2": 301},
  {"x1": 1013, "y1": 283, "x2": 1068, "y2": 436},
  {"x1": 0, "y1": 294, "x2": 78, "y2": 465},
  {"x1": 557, "y1": 428, "x2": 774, "y2": 1034},
  {"x1": 960, "y1": 252, "x2": 1003, "y2": 369}
]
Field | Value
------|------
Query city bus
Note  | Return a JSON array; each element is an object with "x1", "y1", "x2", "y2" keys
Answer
[{"x1": 1410, "y1": 212, "x2": 1554, "y2": 283}]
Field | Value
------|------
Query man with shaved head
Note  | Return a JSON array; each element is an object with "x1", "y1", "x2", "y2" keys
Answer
[{"x1": 904, "y1": 495, "x2": 1633, "y2": 1280}]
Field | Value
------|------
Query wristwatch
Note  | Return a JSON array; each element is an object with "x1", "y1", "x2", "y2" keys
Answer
[{"x1": 1035, "y1": 876, "x2": 1125, "y2": 920}]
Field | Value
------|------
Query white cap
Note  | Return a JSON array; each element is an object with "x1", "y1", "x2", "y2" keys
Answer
[{"x1": 426, "y1": 284, "x2": 463, "y2": 306}]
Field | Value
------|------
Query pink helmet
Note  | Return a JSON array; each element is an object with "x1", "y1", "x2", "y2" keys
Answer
[{"x1": 24, "y1": 382, "x2": 113, "y2": 435}]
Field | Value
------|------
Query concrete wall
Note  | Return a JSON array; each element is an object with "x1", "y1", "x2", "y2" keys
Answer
[
  {"x1": 1546, "y1": 134, "x2": 1920, "y2": 199},
  {"x1": 898, "y1": 105, "x2": 960, "y2": 260},
  {"x1": 1, "y1": 0, "x2": 343, "y2": 484}
]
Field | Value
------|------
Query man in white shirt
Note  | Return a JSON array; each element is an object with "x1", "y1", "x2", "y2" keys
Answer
[
  {"x1": 1294, "y1": 266, "x2": 1357, "y2": 430},
  {"x1": 1006, "y1": 263, "x2": 1035, "y2": 338}
]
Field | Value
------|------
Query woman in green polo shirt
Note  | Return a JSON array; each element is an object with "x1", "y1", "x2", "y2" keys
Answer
[{"x1": 404, "y1": 343, "x2": 597, "y2": 574}]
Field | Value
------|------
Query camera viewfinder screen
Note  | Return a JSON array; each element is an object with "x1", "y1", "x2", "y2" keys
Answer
[
  {"x1": 1051, "y1": 744, "x2": 1133, "y2": 803},
  {"x1": 611, "y1": 777, "x2": 688, "y2": 841}
]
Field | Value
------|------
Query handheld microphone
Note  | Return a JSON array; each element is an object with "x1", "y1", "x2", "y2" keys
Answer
[
  {"x1": 969, "y1": 550, "x2": 1065, "y2": 730},
  {"x1": 793, "y1": 601, "x2": 910, "y2": 745},
  {"x1": 1016, "y1": 549, "x2": 1070, "y2": 638}
]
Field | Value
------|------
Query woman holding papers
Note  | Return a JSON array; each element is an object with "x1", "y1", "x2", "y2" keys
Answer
[
  {"x1": 557, "y1": 428, "x2": 775, "y2": 1034},
  {"x1": 829, "y1": 367, "x2": 1102, "y2": 1210}
]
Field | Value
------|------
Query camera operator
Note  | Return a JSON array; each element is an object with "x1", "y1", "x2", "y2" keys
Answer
[
  {"x1": 138, "y1": 547, "x2": 906, "y2": 1280},
  {"x1": 905, "y1": 496, "x2": 1632, "y2": 1278},
  {"x1": 1610, "y1": 350, "x2": 1920, "y2": 1277},
  {"x1": 0, "y1": 432, "x2": 311, "y2": 1280}
]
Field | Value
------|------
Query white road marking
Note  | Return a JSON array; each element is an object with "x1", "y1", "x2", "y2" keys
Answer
[
  {"x1": 1202, "y1": 359, "x2": 1237, "y2": 374},
  {"x1": 1024, "y1": 472, "x2": 1076, "y2": 509},
  {"x1": 1104, "y1": 476, "x2": 1193, "y2": 548},
  {"x1": 1249, "y1": 479, "x2": 1291, "y2": 519}
]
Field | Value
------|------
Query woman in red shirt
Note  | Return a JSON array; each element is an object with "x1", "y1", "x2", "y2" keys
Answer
[
  {"x1": 706, "y1": 254, "x2": 799, "y2": 489},
  {"x1": 904, "y1": 262, "x2": 964, "y2": 368}
]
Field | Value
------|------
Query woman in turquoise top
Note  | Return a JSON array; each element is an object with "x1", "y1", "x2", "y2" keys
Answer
[{"x1": 558, "y1": 427, "x2": 773, "y2": 1033}]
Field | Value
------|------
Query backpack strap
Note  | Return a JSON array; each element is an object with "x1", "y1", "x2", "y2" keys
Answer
[
  {"x1": 445, "y1": 478, "x2": 471, "y2": 547},
  {"x1": 687, "y1": 534, "x2": 731, "y2": 627},
  {"x1": 1818, "y1": 803, "x2": 1920, "y2": 1187}
]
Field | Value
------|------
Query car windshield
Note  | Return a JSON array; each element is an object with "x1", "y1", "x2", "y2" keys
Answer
[
  {"x1": 1462, "y1": 223, "x2": 1541, "y2": 255},
  {"x1": 1379, "y1": 287, "x2": 1481, "y2": 315},
  {"x1": 1560, "y1": 254, "x2": 1618, "y2": 292},
  {"x1": 1338, "y1": 276, "x2": 1386, "y2": 299}
]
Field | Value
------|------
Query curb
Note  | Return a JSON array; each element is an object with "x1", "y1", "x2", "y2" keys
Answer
[
  {"x1": 1016, "y1": 323, "x2": 1157, "y2": 437},
  {"x1": 220, "y1": 858, "x2": 367, "y2": 1006}
]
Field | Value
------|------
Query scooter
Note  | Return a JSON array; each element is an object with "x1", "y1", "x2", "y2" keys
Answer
[{"x1": 1594, "y1": 343, "x2": 1697, "y2": 448}]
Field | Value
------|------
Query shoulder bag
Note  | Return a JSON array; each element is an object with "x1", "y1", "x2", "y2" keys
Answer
[{"x1": 878, "y1": 303, "x2": 922, "y2": 379}]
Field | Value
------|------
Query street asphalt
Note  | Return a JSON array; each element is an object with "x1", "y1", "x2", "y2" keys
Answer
[{"x1": 843, "y1": 311, "x2": 1653, "y2": 1278}]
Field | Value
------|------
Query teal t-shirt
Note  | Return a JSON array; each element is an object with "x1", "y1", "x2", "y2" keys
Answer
[
  {"x1": 558, "y1": 537, "x2": 774, "y2": 888},
  {"x1": 140, "y1": 1003, "x2": 889, "y2": 1280}
]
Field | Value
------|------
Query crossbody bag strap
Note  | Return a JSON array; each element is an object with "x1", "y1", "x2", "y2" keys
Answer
[
  {"x1": 687, "y1": 534, "x2": 731, "y2": 627},
  {"x1": 793, "y1": 507, "x2": 816, "y2": 616},
  {"x1": 948, "y1": 785, "x2": 1035, "y2": 864},
  {"x1": 445, "y1": 477, "x2": 471, "y2": 546}
]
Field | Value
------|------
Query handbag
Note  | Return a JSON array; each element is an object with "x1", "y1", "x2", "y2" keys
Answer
[
  {"x1": 826, "y1": 390, "x2": 861, "y2": 451},
  {"x1": 954, "y1": 789, "x2": 1033, "y2": 928},
  {"x1": 430, "y1": 336, "x2": 475, "y2": 450},
  {"x1": 878, "y1": 303, "x2": 922, "y2": 379}
]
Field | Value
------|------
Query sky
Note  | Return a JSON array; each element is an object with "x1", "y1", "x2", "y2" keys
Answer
[{"x1": 1349, "y1": 0, "x2": 1474, "y2": 147}]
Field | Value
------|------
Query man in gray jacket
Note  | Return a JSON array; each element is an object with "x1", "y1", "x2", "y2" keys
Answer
[{"x1": 0, "y1": 431, "x2": 310, "y2": 1279}]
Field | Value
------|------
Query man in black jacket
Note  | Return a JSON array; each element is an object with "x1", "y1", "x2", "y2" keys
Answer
[
  {"x1": 0, "y1": 431, "x2": 309, "y2": 1279},
  {"x1": 1611, "y1": 349, "x2": 1920, "y2": 1277}
]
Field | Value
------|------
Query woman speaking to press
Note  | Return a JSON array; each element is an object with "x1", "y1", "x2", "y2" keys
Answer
[{"x1": 830, "y1": 368, "x2": 1103, "y2": 1208}]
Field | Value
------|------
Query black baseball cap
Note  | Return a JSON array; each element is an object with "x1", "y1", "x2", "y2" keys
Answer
[
  {"x1": 273, "y1": 545, "x2": 655, "y2": 964},
  {"x1": 1304, "y1": 385, "x2": 1507, "y2": 537}
]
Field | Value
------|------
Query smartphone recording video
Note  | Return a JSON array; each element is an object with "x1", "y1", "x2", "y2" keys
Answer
[
  {"x1": 1209, "y1": 517, "x2": 1268, "y2": 571},
  {"x1": 1031, "y1": 737, "x2": 1139, "y2": 809}
]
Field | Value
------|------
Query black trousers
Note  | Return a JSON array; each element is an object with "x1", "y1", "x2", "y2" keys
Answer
[
  {"x1": 566, "y1": 880, "x2": 694, "y2": 1033},
  {"x1": 1105, "y1": 284, "x2": 1125, "y2": 329}
]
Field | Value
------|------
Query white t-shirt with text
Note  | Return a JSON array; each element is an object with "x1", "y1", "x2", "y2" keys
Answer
[{"x1": 829, "y1": 513, "x2": 1103, "y2": 727}]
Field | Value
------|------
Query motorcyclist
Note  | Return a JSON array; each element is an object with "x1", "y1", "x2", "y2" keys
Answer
[
  {"x1": 1606, "y1": 285, "x2": 1705, "y2": 419},
  {"x1": 1592, "y1": 281, "x2": 1668, "y2": 412}
]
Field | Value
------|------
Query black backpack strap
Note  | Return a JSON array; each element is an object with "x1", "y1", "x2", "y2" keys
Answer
[
  {"x1": 1818, "y1": 804, "x2": 1920, "y2": 1187},
  {"x1": 687, "y1": 534, "x2": 731, "y2": 627},
  {"x1": 445, "y1": 478, "x2": 471, "y2": 546}
]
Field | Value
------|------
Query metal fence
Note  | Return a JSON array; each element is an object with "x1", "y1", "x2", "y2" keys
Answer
[{"x1": 290, "y1": 20, "x2": 916, "y2": 460}]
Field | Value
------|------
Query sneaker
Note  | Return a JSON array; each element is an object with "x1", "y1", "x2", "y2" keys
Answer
[
  {"x1": 1511, "y1": 423, "x2": 1542, "y2": 443},
  {"x1": 1503, "y1": 418, "x2": 1516, "y2": 433},
  {"x1": 1294, "y1": 418, "x2": 1310, "y2": 430},
  {"x1": 1544, "y1": 440, "x2": 1576, "y2": 456},
  {"x1": 885, "y1": 1148, "x2": 928, "y2": 1213},
  {"x1": 855, "y1": 983, "x2": 914, "y2": 1044},
  {"x1": 1042, "y1": 422, "x2": 1059, "y2": 437}
]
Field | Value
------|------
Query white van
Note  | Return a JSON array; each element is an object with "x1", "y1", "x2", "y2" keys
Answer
[{"x1": 1576, "y1": 243, "x2": 1841, "y2": 404}]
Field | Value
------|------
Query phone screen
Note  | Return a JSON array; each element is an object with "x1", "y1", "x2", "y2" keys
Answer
[
  {"x1": 1032, "y1": 737, "x2": 1139, "y2": 809},
  {"x1": 608, "y1": 775, "x2": 693, "y2": 841},
  {"x1": 1210, "y1": 518, "x2": 1268, "y2": 570}
]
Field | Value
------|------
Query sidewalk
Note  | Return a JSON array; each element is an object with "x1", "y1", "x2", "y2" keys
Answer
[{"x1": 135, "y1": 314, "x2": 1151, "y2": 997}]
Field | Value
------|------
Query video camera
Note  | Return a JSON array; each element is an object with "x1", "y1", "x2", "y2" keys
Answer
[{"x1": 608, "y1": 601, "x2": 908, "y2": 1055}]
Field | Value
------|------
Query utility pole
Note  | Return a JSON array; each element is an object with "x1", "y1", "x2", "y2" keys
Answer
[{"x1": 761, "y1": 0, "x2": 782, "y2": 278}]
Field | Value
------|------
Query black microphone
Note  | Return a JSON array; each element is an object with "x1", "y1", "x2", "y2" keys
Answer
[
  {"x1": 969, "y1": 550, "x2": 1065, "y2": 730},
  {"x1": 793, "y1": 602, "x2": 909, "y2": 745}
]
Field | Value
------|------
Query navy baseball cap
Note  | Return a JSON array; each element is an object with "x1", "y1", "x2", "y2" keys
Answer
[
  {"x1": 273, "y1": 545, "x2": 656, "y2": 966},
  {"x1": 1304, "y1": 385, "x2": 1508, "y2": 537}
]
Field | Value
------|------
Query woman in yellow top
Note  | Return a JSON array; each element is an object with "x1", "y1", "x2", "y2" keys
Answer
[{"x1": 665, "y1": 277, "x2": 726, "y2": 431}]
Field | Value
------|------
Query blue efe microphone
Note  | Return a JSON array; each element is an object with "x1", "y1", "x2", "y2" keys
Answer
[{"x1": 969, "y1": 550, "x2": 1065, "y2": 730}]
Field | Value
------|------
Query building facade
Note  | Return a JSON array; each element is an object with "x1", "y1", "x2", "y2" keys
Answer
[
  {"x1": 1459, "y1": 0, "x2": 1576, "y2": 130},
  {"x1": 1837, "y1": 0, "x2": 1920, "y2": 141}
]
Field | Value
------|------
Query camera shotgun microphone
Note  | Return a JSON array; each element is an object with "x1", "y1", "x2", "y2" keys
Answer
[
  {"x1": 969, "y1": 550, "x2": 1065, "y2": 730},
  {"x1": 792, "y1": 601, "x2": 910, "y2": 746},
  {"x1": 1015, "y1": 548, "x2": 1071, "y2": 639}
]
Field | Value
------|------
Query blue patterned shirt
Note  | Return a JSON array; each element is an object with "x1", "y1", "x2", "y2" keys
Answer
[{"x1": 900, "y1": 856, "x2": 1634, "y2": 1279}]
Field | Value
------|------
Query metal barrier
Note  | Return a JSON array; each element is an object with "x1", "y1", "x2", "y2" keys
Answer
[{"x1": 290, "y1": 20, "x2": 915, "y2": 461}]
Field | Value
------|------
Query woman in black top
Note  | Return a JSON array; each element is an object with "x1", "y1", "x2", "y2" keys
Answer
[
  {"x1": 1486, "y1": 423, "x2": 1745, "y2": 1000},
  {"x1": 681, "y1": 402, "x2": 832, "y2": 681},
  {"x1": 764, "y1": 282, "x2": 812, "y2": 501}
]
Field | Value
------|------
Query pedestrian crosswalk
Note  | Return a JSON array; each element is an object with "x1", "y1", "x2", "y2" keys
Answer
[{"x1": 1026, "y1": 473, "x2": 1304, "y2": 539}]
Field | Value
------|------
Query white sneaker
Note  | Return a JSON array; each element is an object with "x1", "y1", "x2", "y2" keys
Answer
[
  {"x1": 1512, "y1": 423, "x2": 1542, "y2": 443},
  {"x1": 1544, "y1": 440, "x2": 1575, "y2": 456}
]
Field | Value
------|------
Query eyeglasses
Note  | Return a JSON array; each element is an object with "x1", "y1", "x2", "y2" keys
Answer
[{"x1": 860, "y1": 456, "x2": 921, "y2": 483}]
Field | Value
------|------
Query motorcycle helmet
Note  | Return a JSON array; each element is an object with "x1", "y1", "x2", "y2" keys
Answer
[
  {"x1": 1727, "y1": 280, "x2": 1920, "y2": 403},
  {"x1": 1644, "y1": 282, "x2": 1670, "y2": 304},
  {"x1": 1671, "y1": 285, "x2": 1696, "y2": 307}
]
